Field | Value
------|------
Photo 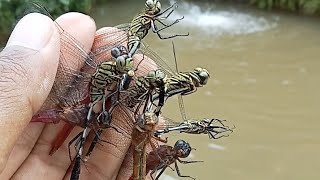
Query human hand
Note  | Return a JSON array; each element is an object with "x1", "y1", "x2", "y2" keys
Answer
[{"x1": 0, "y1": 12, "x2": 156, "y2": 180}]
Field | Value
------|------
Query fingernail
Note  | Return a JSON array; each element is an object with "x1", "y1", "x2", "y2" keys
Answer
[{"x1": 6, "y1": 13, "x2": 54, "y2": 50}]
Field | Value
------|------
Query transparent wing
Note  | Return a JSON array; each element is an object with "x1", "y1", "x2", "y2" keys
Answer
[
  {"x1": 24, "y1": 3, "x2": 103, "y2": 111},
  {"x1": 138, "y1": 42, "x2": 176, "y2": 77},
  {"x1": 92, "y1": 23, "x2": 130, "y2": 60}
]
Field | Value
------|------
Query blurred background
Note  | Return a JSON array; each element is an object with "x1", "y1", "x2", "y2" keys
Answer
[{"x1": 1, "y1": 0, "x2": 320, "y2": 179}]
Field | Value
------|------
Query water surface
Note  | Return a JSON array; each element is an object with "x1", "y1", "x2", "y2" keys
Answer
[{"x1": 92, "y1": 1, "x2": 320, "y2": 179}]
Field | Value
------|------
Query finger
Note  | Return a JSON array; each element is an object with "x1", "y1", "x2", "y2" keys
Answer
[
  {"x1": 0, "y1": 123, "x2": 44, "y2": 179},
  {"x1": 0, "y1": 13, "x2": 60, "y2": 174},
  {"x1": 11, "y1": 13, "x2": 96, "y2": 180}
]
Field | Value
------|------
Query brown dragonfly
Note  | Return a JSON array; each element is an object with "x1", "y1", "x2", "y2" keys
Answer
[
  {"x1": 126, "y1": 139, "x2": 201, "y2": 180},
  {"x1": 145, "y1": 139, "x2": 202, "y2": 180}
]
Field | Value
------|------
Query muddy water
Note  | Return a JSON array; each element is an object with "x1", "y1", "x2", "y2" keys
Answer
[{"x1": 92, "y1": 1, "x2": 320, "y2": 180}]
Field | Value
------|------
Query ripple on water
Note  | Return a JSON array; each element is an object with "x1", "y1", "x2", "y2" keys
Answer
[
  {"x1": 168, "y1": 0, "x2": 278, "y2": 36},
  {"x1": 208, "y1": 143, "x2": 226, "y2": 151}
]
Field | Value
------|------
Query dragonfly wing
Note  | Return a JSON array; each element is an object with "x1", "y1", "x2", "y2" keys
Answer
[
  {"x1": 138, "y1": 42, "x2": 176, "y2": 77},
  {"x1": 92, "y1": 24, "x2": 130, "y2": 62}
]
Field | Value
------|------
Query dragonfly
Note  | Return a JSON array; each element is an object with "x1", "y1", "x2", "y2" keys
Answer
[
  {"x1": 92, "y1": 0, "x2": 188, "y2": 59},
  {"x1": 154, "y1": 118, "x2": 235, "y2": 139},
  {"x1": 145, "y1": 139, "x2": 202, "y2": 180}
]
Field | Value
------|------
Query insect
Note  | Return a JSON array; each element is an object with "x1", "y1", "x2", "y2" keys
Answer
[
  {"x1": 126, "y1": 0, "x2": 188, "y2": 57},
  {"x1": 154, "y1": 118, "x2": 235, "y2": 139},
  {"x1": 145, "y1": 139, "x2": 202, "y2": 180},
  {"x1": 92, "y1": 0, "x2": 188, "y2": 59}
]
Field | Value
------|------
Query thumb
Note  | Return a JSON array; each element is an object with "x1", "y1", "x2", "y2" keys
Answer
[{"x1": 0, "y1": 13, "x2": 60, "y2": 172}]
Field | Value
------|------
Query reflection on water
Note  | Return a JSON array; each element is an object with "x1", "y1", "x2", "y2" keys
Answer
[{"x1": 92, "y1": 0, "x2": 320, "y2": 180}]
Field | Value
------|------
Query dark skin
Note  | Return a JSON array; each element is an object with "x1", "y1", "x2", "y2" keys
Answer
[{"x1": 0, "y1": 13, "x2": 156, "y2": 180}]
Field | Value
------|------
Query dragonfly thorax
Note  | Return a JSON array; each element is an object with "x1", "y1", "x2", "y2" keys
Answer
[
  {"x1": 115, "y1": 55, "x2": 134, "y2": 73},
  {"x1": 146, "y1": 69, "x2": 167, "y2": 87}
]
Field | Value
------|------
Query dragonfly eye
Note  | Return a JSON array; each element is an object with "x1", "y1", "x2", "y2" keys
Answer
[
  {"x1": 199, "y1": 72, "x2": 209, "y2": 85},
  {"x1": 195, "y1": 68, "x2": 210, "y2": 85},
  {"x1": 111, "y1": 47, "x2": 121, "y2": 58},
  {"x1": 145, "y1": 0, "x2": 155, "y2": 9}
]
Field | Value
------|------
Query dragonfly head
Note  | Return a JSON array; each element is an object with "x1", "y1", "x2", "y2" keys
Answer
[
  {"x1": 174, "y1": 139, "x2": 192, "y2": 158},
  {"x1": 145, "y1": 0, "x2": 161, "y2": 15},
  {"x1": 116, "y1": 55, "x2": 134, "y2": 73},
  {"x1": 193, "y1": 67, "x2": 210, "y2": 87},
  {"x1": 146, "y1": 69, "x2": 167, "y2": 87}
]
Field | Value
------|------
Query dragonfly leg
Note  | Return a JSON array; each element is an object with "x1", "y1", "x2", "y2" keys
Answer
[
  {"x1": 84, "y1": 127, "x2": 119, "y2": 161},
  {"x1": 155, "y1": 15, "x2": 184, "y2": 28},
  {"x1": 155, "y1": 2, "x2": 178, "y2": 17},
  {"x1": 178, "y1": 159, "x2": 204, "y2": 164},
  {"x1": 154, "y1": 166, "x2": 168, "y2": 180},
  {"x1": 96, "y1": 91, "x2": 119, "y2": 128},
  {"x1": 68, "y1": 131, "x2": 83, "y2": 162},
  {"x1": 84, "y1": 129, "x2": 103, "y2": 161},
  {"x1": 70, "y1": 154, "x2": 81, "y2": 180},
  {"x1": 151, "y1": 17, "x2": 189, "y2": 40},
  {"x1": 86, "y1": 103, "x2": 94, "y2": 122},
  {"x1": 157, "y1": 6, "x2": 176, "y2": 20},
  {"x1": 174, "y1": 161, "x2": 195, "y2": 180}
]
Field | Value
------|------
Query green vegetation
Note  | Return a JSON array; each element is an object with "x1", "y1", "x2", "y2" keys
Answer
[
  {"x1": 0, "y1": 0, "x2": 92, "y2": 44},
  {"x1": 249, "y1": 0, "x2": 320, "y2": 15}
]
